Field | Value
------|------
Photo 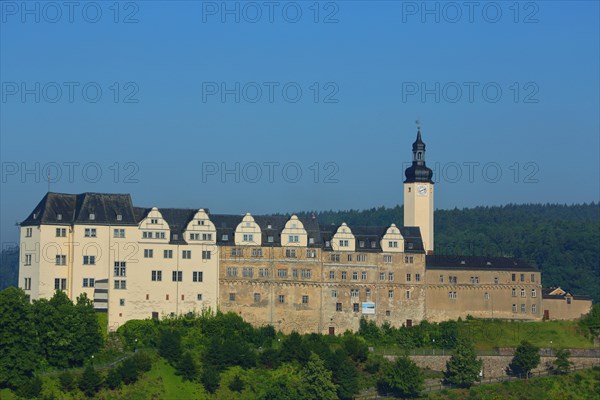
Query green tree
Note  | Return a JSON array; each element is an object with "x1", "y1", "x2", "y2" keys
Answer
[
  {"x1": 158, "y1": 329, "x2": 182, "y2": 365},
  {"x1": 578, "y1": 304, "x2": 600, "y2": 339},
  {"x1": 176, "y1": 352, "x2": 198, "y2": 382},
  {"x1": 509, "y1": 340, "x2": 540, "y2": 378},
  {"x1": 79, "y1": 365, "x2": 102, "y2": 397},
  {"x1": 73, "y1": 293, "x2": 103, "y2": 361},
  {"x1": 16, "y1": 376, "x2": 43, "y2": 399},
  {"x1": 118, "y1": 357, "x2": 140, "y2": 384},
  {"x1": 377, "y1": 356, "x2": 424, "y2": 398},
  {"x1": 0, "y1": 287, "x2": 40, "y2": 389},
  {"x1": 299, "y1": 352, "x2": 338, "y2": 400},
  {"x1": 105, "y1": 367, "x2": 122, "y2": 389},
  {"x1": 228, "y1": 374, "x2": 245, "y2": 392},
  {"x1": 201, "y1": 367, "x2": 220, "y2": 393},
  {"x1": 342, "y1": 334, "x2": 368, "y2": 363},
  {"x1": 131, "y1": 351, "x2": 153, "y2": 372},
  {"x1": 280, "y1": 331, "x2": 310, "y2": 365},
  {"x1": 59, "y1": 370, "x2": 76, "y2": 391},
  {"x1": 328, "y1": 349, "x2": 359, "y2": 400},
  {"x1": 444, "y1": 338, "x2": 482, "y2": 388},
  {"x1": 553, "y1": 349, "x2": 572, "y2": 375}
]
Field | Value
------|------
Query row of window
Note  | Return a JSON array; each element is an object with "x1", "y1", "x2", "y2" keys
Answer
[
  {"x1": 440, "y1": 274, "x2": 537, "y2": 284},
  {"x1": 228, "y1": 292, "x2": 310, "y2": 305},
  {"x1": 150, "y1": 270, "x2": 204, "y2": 282},
  {"x1": 144, "y1": 249, "x2": 211, "y2": 260},
  {"x1": 513, "y1": 304, "x2": 538, "y2": 313}
]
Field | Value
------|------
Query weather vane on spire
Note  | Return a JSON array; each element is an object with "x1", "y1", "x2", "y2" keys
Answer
[{"x1": 415, "y1": 118, "x2": 421, "y2": 131}]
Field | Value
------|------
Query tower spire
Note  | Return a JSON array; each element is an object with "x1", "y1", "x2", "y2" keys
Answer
[{"x1": 404, "y1": 125, "x2": 433, "y2": 183}]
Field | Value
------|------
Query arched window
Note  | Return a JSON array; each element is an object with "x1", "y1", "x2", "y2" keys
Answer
[{"x1": 417, "y1": 152, "x2": 422, "y2": 160}]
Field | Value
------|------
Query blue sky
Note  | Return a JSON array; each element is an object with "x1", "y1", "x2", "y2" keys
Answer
[{"x1": 1, "y1": 1, "x2": 599, "y2": 244}]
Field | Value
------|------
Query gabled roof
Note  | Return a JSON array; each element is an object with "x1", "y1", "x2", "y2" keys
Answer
[
  {"x1": 542, "y1": 287, "x2": 593, "y2": 301},
  {"x1": 320, "y1": 224, "x2": 425, "y2": 253},
  {"x1": 426, "y1": 255, "x2": 537, "y2": 271}
]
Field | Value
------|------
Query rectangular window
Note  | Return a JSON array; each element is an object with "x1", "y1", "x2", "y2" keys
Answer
[
  {"x1": 351, "y1": 289, "x2": 359, "y2": 297},
  {"x1": 197, "y1": 293, "x2": 203, "y2": 301},
  {"x1": 329, "y1": 271, "x2": 335, "y2": 280},
  {"x1": 347, "y1": 254, "x2": 353, "y2": 262},
  {"x1": 406, "y1": 273, "x2": 412, "y2": 282},
  {"x1": 24, "y1": 277, "x2": 31, "y2": 290},
  {"x1": 292, "y1": 269, "x2": 299, "y2": 278},
  {"x1": 353, "y1": 303, "x2": 359, "y2": 312},
  {"x1": 24, "y1": 254, "x2": 32, "y2": 266},
  {"x1": 449, "y1": 276, "x2": 458, "y2": 284},
  {"x1": 202, "y1": 250, "x2": 211, "y2": 260},
  {"x1": 56, "y1": 228, "x2": 66, "y2": 237},
  {"x1": 494, "y1": 277, "x2": 499, "y2": 284},
  {"x1": 193, "y1": 271, "x2": 203, "y2": 282},
  {"x1": 190, "y1": 233, "x2": 199, "y2": 240},
  {"x1": 114, "y1": 280, "x2": 126, "y2": 289},
  {"x1": 532, "y1": 304, "x2": 537, "y2": 313},
  {"x1": 151, "y1": 270, "x2": 162, "y2": 281},
  {"x1": 164, "y1": 250, "x2": 173, "y2": 259},
  {"x1": 277, "y1": 269, "x2": 288, "y2": 278},
  {"x1": 415, "y1": 273, "x2": 421, "y2": 282},
  {"x1": 330, "y1": 254, "x2": 340, "y2": 262},
  {"x1": 114, "y1": 262, "x2": 126, "y2": 277},
  {"x1": 336, "y1": 302, "x2": 342, "y2": 311},
  {"x1": 119, "y1": 299, "x2": 125, "y2": 306},
  {"x1": 512, "y1": 304, "x2": 517, "y2": 313},
  {"x1": 511, "y1": 273, "x2": 516, "y2": 282},
  {"x1": 259, "y1": 268, "x2": 269, "y2": 277},
  {"x1": 243, "y1": 234, "x2": 254, "y2": 242},
  {"x1": 341, "y1": 271, "x2": 347, "y2": 280},
  {"x1": 361, "y1": 271, "x2": 367, "y2": 280},
  {"x1": 388, "y1": 289, "x2": 394, "y2": 299},
  {"x1": 357, "y1": 254, "x2": 366, "y2": 262},
  {"x1": 339, "y1": 239, "x2": 348, "y2": 247},
  {"x1": 267, "y1": 235, "x2": 274, "y2": 243},
  {"x1": 406, "y1": 290, "x2": 411, "y2": 299},
  {"x1": 144, "y1": 249, "x2": 153, "y2": 258},
  {"x1": 252, "y1": 248, "x2": 263, "y2": 257},
  {"x1": 226, "y1": 267, "x2": 238, "y2": 277},
  {"x1": 331, "y1": 289, "x2": 338, "y2": 298},
  {"x1": 306, "y1": 249, "x2": 317, "y2": 258},
  {"x1": 229, "y1": 293, "x2": 236, "y2": 301},
  {"x1": 389, "y1": 241, "x2": 398, "y2": 248},
  {"x1": 520, "y1": 274, "x2": 525, "y2": 282},
  {"x1": 84, "y1": 228, "x2": 97, "y2": 238},
  {"x1": 25, "y1": 228, "x2": 32, "y2": 237},
  {"x1": 352, "y1": 271, "x2": 358, "y2": 280},
  {"x1": 182, "y1": 250, "x2": 191, "y2": 259},
  {"x1": 83, "y1": 255, "x2": 96, "y2": 265},
  {"x1": 278, "y1": 295, "x2": 285, "y2": 304},
  {"x1": 405, "y1": 256, "x2": 414, "y2": 263},
  {"x1": 254, "y1": 293, "x2": 261, "y2": 302},
  {"x1": 484, "y1": 292, "x2": 490, "y2": 300},
  {"x1": 379, "y1": 272, "x2": 385, "y2": 281},
  {"x1": 531, "y1": 289, "x2": 537, "y2": 298},
  {"x1": 388, "y1": 272, "x2": 394, "y2": 281},
  {"x1": 439, "y1": 275, "x2": 444, "y2": 283},
  {"x1": 521, "y1": 304, "x2": 526, "y2": 313},
  {"x1": 531, "y1": 274, "x2": 536, "y2": 282},
  {"x1": 285, "y1": 249, "x2": 297, "y2": 258},
  {"x1": 172, "y1": 271, "x2": 182, "y2": 282},
  {"x1": 113, "y1": 229, "x2": 125, "y2": 238},
  {"x1": 301, "y1": 269, "x2": 312, "y2": 279},
  {"x1": 359, "y1": 240, "x2": 365, "y2": 248},
  {"x1": 289, "y1": 235, "x2": 299, "y2": 243},
  {"x1": 302, "y1": 295, "x2": 309, "y2": 304},
  {"x1": 448, "y1": 291, "x2": 457, "y2": 299},
  {"x1": 55, "y1": 255, "x2": 66, "y2": 266},
  {"x1": 384, "y1": 255, "x2": 392, "y2": 263},
  {"x1": 54, "y1": 278, "x2": 67, "y2": 290},
  {"x1": 231, "y1": 247, "x2": 242, "y2": 257},
  {"x1": 242, "y1": 267, "x2": 253, "y2": 278},
  {"x1": 82, "y1": 278, "x2": 95, "y2": 287},
  {"x1": 521, "y1": 289, "x2": 526, "y2": 297},
  {"x1": 512, "y1": 288, "x2": 517, "y2": 297},
  {"x1": 202, "y1": 233, "x2": 212, "y2": 240}
]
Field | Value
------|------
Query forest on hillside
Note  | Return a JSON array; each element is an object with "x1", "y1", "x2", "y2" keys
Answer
[
  {"x1": 1, "y1": 203, "x2": 598, "y2": 300},
  {"x1": 298, "y1": 203, "x2": 600, "y2": 301}
]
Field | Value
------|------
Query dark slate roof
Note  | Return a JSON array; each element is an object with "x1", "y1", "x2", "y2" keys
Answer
[
  {"x1": 320, "y1": 224, "x2": 425, "y2": 253},
  {"x1": 426, "y1": 255, "x2": 538, "y2": 271},
  {"x1": 21, "y1": 192, "x2": 137, "y2": 226},
  {"x1": 541, "y1": 287, "x2": 593, "y2": 301}
]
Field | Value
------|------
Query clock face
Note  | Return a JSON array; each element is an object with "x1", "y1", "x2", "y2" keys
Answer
[{"x1": 417, "y1": 185, "x2": 428, "y2": 196}]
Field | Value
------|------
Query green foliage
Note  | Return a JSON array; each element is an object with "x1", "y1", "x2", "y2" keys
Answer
[
  {"x1": 58, "y1": 370, "x2": 76, "y2": 392},
  {"x1": 378, "y1": 355, "x2": 424, "y2": 398},
  {"x1": 578, "y1": 304, "x2": 600, "y2": 339},
  {"x1": 118, "y1": 319, "x2": 160, "y2": 350},
  {"x1": 444, "y1": 338, "x2": 482, "y2": 388},
  {"x1": 201, "y1": 367, "x2": 220, "y2": 393},
  {"x1": 228, "y1": 374, "x2": 245, "y2": 392},
  {"x1": 509, "y1": 341, "x2": 541, "y2": 378},
  {"x1": 328, "y1": 349, "x2": 360, "y2": 400},
  {"x1": 158, "y1": 329, "x2": 182, "y2": 365},
  {"x1": 298, "y1": 353, "x2": 338, "y2": 400},
  {"x1": 259, "y1": 347, "x2": 281, "y2": 369},
  {"x1": 0, "y1": 287, "x2": 40, "y2": 389},
  {"x1": 342, "y1": 334, "x2": 368, "y2": 363},
  {"x1": 15, "y1": 376, "x2": 42, "y2": 399},
  {"x1": 553, "y1": 349, "x2": 572, "y2": 375},
  {"x1": 118, "y1": 357, "x2": 140, "y2": 384},
  {"x1": 105, "y1": 367, "x2": 122, "y2": 389},
  {"x1": 280, "y1": 331, "x2": 310, "y2": 364},
  {"x1": 79, "y1": 365, "x2": 102, "y2": 397},
  {"x1": 176, "y1": 352, "x2": 198, "y2": 382}
]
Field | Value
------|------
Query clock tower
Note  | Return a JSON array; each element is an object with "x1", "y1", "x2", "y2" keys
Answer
[{"x1": 404, "y1": 126, "x2": 434, "y2": 254}]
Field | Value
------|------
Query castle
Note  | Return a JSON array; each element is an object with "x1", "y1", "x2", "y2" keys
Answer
[{"x1": 18, "y1": 129, "x2": 592, "y2": 333}]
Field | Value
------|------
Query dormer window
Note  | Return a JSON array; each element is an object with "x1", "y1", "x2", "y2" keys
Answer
[
  {"x1": 325, "y1": 241, "x2": 330, "y2": 247},
  {"x1": 371, "y1": 241, "x2": 377, "y2": 248},
  {"x1": 246, "y1": 222, "x2": 251, "y2": 227},
  {"x1": 198, "y1": 220, "x2": 204, "y2": 225},
  {"x1": 267, "y1": 235, "x2": 274, "y2": 243},
  {"x1": 150, "y1": 218, "x2": 158, "y2": 224},
  {"x1": 243, "y1": 234, "x2": 254, "y2": 242},
  {"x1": 407, "y1": 243, "x2": 414, "y2": 250},
  {"x1": 33, "y1": 213, "x2": 38, "y2": 219},
  {"x1": 57, "y1": 214, "x2": 62, "y2": 221},
  {"x1": 173, "y1": 234, "x2": 179, "y2": 240},
  {"x1": 308, "y1": 237, "x2": 315, "y2": 245},
  {"x1": 222, "y1": 234, "x2": 229, "y2": 241},
  {"x1": 291, "y1": 223, "x2": 297, "y2": 228},
  {"x1": 359, "y1": 241, "x2": 365, "y2": 248},
  {"x1": 89, "y1": 213, "x2": 95, "y2": 220},
  {"x1": 116, "y1": 214, "x2": 122, "y2": 221},
  {"x1": 267, "y1": 224, "x2": 272, "y2": 229},
  {"x1": 339, "y1": 239, "x2": 348, "y2": 247}
]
